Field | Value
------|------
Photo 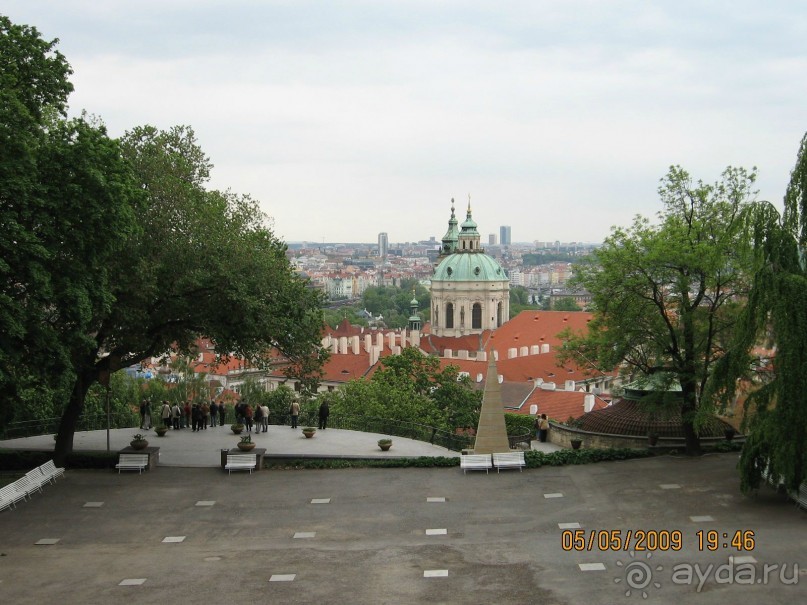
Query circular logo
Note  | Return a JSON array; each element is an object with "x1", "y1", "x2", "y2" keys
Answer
[{"x1": 615, "y1": 551, "x2": 663, "y2": 598}]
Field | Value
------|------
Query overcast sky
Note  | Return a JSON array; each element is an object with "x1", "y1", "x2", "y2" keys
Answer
[{"x1": 5, "y1": 1, "x2": 807, "y2": 244}]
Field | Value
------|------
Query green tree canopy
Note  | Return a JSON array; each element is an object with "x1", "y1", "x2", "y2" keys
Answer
[
  {"x1": 709, "y1": 134, "x2": 807, "y2": 493},
  {"x1": 562, "y1": 166, "x2": 757, "y2": 455},
  {"x1": 0, "y1": 17, "x2": 326, "y2": 463},
  {"x1": 324, "y1": 348, "x2": 481, "y2": 431}
]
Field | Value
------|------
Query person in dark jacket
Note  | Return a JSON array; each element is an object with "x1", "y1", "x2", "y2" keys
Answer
[{"x1": 318, "y1": 401, "x2": 330, "y2": 430}]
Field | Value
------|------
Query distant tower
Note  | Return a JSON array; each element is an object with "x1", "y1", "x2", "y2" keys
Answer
[
  {"x1": 407, "y1": 289, "x2": 422, "y2": 332},
  {"x1": 378, "y1": 232, "x2": 388, "y2": 261},
  {"x1": 500, "y1": 226, "x2": 511, "y2": 246},
  {"x1": 489, "y1": 233, "x2": 497, "y2": 245}
]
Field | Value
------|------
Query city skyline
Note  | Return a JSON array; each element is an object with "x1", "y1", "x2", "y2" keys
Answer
[{"x1": 5, "y1": 2, "x2": 806, "y2": 244}]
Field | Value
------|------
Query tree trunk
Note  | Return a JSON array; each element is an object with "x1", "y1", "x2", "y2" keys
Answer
[
  {"x1": 680, "y1": 384, "x2": 701, "y2": 456},
  {"x1": 53, "y1": 368, "x2": 96, "y2": 467}
]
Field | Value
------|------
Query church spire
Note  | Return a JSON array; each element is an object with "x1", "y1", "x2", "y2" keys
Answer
[{"x1": 440, "y1": 198, "x2": 459, "y2": 256}]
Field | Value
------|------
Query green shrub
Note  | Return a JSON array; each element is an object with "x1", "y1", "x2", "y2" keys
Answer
[{"x1": 504, "y1": 413, "x2": 535, "y2": 436}]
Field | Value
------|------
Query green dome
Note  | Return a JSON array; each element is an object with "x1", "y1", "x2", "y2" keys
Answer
[{"x1": 432, "y1": 251, "x2": 507, "y2": 282}]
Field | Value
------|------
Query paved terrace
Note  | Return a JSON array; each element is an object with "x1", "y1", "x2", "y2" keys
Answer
[
  {"x1": 0, "y1": 425, "x2": 562, "y2": 465},
  {"x1": 0, "y1": 453, "x2": 804, "y2": 605}
]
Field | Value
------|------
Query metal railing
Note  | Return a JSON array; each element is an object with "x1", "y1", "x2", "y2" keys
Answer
[
  {"x1": 1, "y1": 411, "x2": 139, "y2": 440},
  {"x1": 2, "y1": 410, "x2": 472, "y2": 452}
]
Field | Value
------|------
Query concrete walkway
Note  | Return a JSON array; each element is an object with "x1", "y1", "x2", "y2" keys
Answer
[{"x1": 0, "y1": 425, "x2": 463, "y2": 466}]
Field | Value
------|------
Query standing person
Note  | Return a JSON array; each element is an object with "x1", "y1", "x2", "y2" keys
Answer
[
  {"x1": 539, "y1": 414, "x2": 550, "y2": 443},
  {"x1": 160, "y1": 400, "x2": 171, "y2": 428},
  {"x1": 290, "y1": 400, "x2": 300, "y2": 429},
  {"x1": 318, "y1": 400, "x2": 330, "y2": 430},
  {"x1": 191, "y1": 403, "x2": 200, "y2": 432},
  {"x1": 260, "y1": 403, "x2": 269, "y2": 433},
  {"x1": 143, "y1": 400, "x2": 152, "y2": 430},
  {"x1": 201, "y1": 401, "x2": 210, "y2": 430},
  {"x1": 244, "y1": 403, "x2": 254, "y2": 433},
  {"x1": 184, "y1": 401, "x2": 191, "y2": 429},
  {"x1": 139, "y1": 399, "x2": 147, "y2": 429},
  {"x1": 209, "y1": 399, "x2": 218, "y2": 427},
  {"x1": 219, "y1": 401, "x2": 226, "y2": 426},
  {"x1": 254, "y1": 403, "x2": 263, "y2": 434},
  {"x1": 171, "y1": 402, "x2": 182, "y2": 430}
]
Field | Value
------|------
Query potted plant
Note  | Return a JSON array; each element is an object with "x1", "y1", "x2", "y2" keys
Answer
[
  {"x1": 155, "y1": 425, "x2": 169, "y2": 437},
  {"x1": 648, "y1": 432, "x2": 659, "y2": 446},
  {"x1": 378, "y1": 438, "x2": 392, "y2": 451},
  {"x1": 570, "y1": 438, "x2": 582, "y2": 450},
  {"x1": 302, "y1": 427, "x2": 317, "y2": 439},
  {"x1": 130, "y1": 433, "x2": 149, "y2": 450},
  {"x1": 237, "y1": 434, "x2": 256, "y2": 451},
  {"x1": 231, "y1": 423, "x2": 244, "y2": 435}
]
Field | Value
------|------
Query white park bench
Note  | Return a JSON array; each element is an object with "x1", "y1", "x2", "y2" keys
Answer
[
  {"x1": 116, "y1": 453, "x2": 150, "y2": 474},
  {"x1": 460, "y1": 454, "x2": 493, "y2": 474},
  {"x1": 493, "y1": 451, "x2": 526, "y2": 473},
  {"x1": 0, "y1": 483, "x2": 28, "y2": 511},
  {"x1": 39, "y1": 460, "x2": 66, "y2": 484},
  {"x1": 24, "y1": 470, "x2": 47, "y2": 493},
  {"x1": 225, "y1": 454, "x2": 257, "y2": 474}
]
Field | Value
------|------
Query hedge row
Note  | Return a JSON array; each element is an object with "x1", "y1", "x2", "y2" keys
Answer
[{"x1": 0, "y1": 449, "x2": 118, "y2": 470}]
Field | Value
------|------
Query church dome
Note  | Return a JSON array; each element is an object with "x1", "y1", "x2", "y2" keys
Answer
[{"x1": 433, "y1": 251, "x2": 506, "y2": 282}]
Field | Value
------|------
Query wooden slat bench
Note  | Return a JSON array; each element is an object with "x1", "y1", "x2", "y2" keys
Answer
[
  {"x1": 39, "y1": 460, "x2": 65, "y2": 484},
  {"x1": 0, "y1": 484, "x2": 28, "y2": 511},
  {"x1": 116, "y1": 453, "x2": 150, "y2": 474},
  {"x1": 225, "y1": 454, "x2": 257, "y2": 474},
  {"x1": 493, "y1": 451, "x2": 526, "y2": 473},
  {"x1": 460, "y1": 454, "x2": 493, "y2": 474}
]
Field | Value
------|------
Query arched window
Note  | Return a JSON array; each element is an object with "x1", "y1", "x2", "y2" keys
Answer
[
  {"x1": 446, "y1": 303, "x2": 454, "y2": 329},
  {"x1": 434, "y1": 305, "x2": 439, "y2": 327},
  {"x1": 497, "y1": 301, "x2": 503, "y2": 327},
  {"x1": 472, "y1": 303, "x2": 482, "y2": 329}
]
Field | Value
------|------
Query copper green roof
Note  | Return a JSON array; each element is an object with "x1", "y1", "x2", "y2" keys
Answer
[{"x1": 432, "y1": 251, "x2": 507, "y2": 282}]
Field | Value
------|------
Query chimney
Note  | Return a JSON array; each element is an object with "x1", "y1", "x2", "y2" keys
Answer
[
  {"x1": 351, "y1": 336, "x2": 360, "y2": 355},
  {"x1": 364, "y1": 334, "x2": 372, "y2": 352},
  {"x1": 339, "y1": 337, "x2": 348, "y2": 355},
  {"x1": 477, "y1": 351, "x2": 487, "y2": 362},
  {"x1": 565, "y1": 379, "x2": 575, "y2": 391},
  {"x1": 444, "y1": 349, "x2": 453, "y2": 359},
  {"x1": 584, "y1": 394, "x2": 595, "y2": 413}
]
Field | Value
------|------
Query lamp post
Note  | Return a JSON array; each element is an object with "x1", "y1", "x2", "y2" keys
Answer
[{"x1": 99, "y1": 368, "x2": 111, "y2": 452}]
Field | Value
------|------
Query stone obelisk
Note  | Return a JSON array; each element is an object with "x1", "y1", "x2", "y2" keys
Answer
[{"x1": 472, "y1": 350, "x2": 510, "y2": 454}]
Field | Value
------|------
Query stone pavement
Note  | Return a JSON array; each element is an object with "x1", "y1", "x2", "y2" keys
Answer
[
  {"x1": 0, "y1": 453, "x2": 803, "y2": 604},
  {"x1": 0, "y1": 425, "x2": 561, "y2": 466}
]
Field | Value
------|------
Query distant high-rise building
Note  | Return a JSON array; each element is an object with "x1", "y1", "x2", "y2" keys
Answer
[
  {"x1": 489, "y1": 233, "x2": 497, "y2": 245},
  {"x1": 378, "y1": 232, "x2": 389, "y2": 260},
  {"x1": 500, "y1": 226, "x2": 511, "y2": 246}
]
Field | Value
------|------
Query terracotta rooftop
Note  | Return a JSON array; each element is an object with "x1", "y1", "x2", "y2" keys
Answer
[{"x1": 576, "y1": 398, "x2": 734, "y2": 438}]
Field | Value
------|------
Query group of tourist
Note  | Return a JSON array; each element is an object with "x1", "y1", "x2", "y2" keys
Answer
[
  {"x1": 139, "y1": 398, "x2": 229, "y2": 431},
  {"x1": 138, "y1": 398, "x2": 332, "y2": 433}
]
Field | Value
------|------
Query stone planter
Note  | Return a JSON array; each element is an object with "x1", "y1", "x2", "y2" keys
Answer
[
  {"x1": 378, "y1": 440, "x2": 392, "y2": 451},
  {"x1": 237, "y1": 441, "x2": 256, "y2": 451},
  {"x1": 302, "y1": 428, "x2": 316, "y2": 439},
  {"x1": 155, "y1": 427, "x2": 168, "y2": 437},
  {"x1": 570, "y1": 439, "x2": 582, "y2": 450},
  {"x1": 130, "y1": 440, "x2": 149, "y2": 450}
]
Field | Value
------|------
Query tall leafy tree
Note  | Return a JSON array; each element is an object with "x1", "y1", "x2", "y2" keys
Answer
[
  {"x1": 709, "y1": 134, "x2": 807, "y2": 492},
  {"x1": 0, "y1": 17, "x2": 325, "y2": 462},
  {"x1": 1, "y1": 16, "x2": 140, "y2": 430},
  {"x1": 53, "y1": 125, "x2": 327, "y2": 463},
  {"x1": 562, "y1": 166, "x2": 756, "y2": 455}
]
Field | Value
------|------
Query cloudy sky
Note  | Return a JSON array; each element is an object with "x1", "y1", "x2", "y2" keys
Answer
[{"x1": 5, "y1": 1, "x2": 807, "y2": 244}]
